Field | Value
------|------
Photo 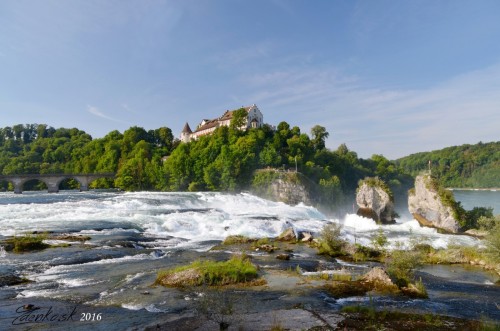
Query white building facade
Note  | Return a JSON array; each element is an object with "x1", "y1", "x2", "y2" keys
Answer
[{"x1": 180, "y1": 104, "x2": 264, "y2": 143}]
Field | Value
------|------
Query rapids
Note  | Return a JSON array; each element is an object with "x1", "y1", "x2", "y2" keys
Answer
[{"x1": 0, "y1": 191, "x2": 498, "y2": 329}]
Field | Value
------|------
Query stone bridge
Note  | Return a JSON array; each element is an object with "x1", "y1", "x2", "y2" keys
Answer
[{"x1": 0, "y1": 173, "x2": 116, "y2": 194}]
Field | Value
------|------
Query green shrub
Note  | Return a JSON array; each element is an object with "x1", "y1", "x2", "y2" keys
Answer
[
  {"x1": 465, "y1": 207, "x2": 494, "y2": 230},
  {"x1": 425, "y1": 245, "x2": 481, "y2": 265},
  {"x1": 425, "y1": 175, "x2": 467, "y2": 228},
  {"x1": 478, "y1": 215, "x2": 500, "y2": 231},
  {"x1": 385, "y1": 250, "x2": 423, "y2": 287},
  {"x1": 353, "y1": 244, "x2": 382, "y2": 262},
  {"x1": 371, "y1": 227, "x2": 388, "y2": 251},
  {"x1": 413, "y1": 277, "x2": 428, "y2": 298},
  {"x1": 255, "y1": 237, "x2": 270, "y2": 246},
  {"x1": 318, "y1": 223, "x2": 346, "y2": 257},
  {"x1": 485, "y1": 222, "x2": 500, "y2": 264}
]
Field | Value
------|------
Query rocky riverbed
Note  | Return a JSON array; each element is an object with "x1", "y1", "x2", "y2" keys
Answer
[{"x1": 1, "y1": 234, "x2": 499, "y2": 330}]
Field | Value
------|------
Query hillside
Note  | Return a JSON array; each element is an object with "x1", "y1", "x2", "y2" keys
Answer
[
  {"x1": 395, "y1": 141, "x2": 500, "y2": 188},
  {"x1": 0, "y1": 123, "x2": 412, "y2": 209}
]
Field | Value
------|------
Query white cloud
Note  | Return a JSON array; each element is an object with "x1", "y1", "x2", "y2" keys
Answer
[
  {"x1": 122, "y1": 103, "x2": 139, "y2": 114},
  {"x1": 87, "y1": 105, "x2": 120, "y2": 122},
  {"x1": 242, "y1": 63, "x2": 500, "y2": 159}
]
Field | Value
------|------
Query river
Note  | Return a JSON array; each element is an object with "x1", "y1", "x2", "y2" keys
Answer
[{"x1": 0, "y1": 190, "x2": 499, "y2": 329}]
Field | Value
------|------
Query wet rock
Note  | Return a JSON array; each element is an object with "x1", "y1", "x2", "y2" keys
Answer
[
  {"x1": 0, "y1": 274, "x2": 27, "y2": 287},
  {"x1": 278, "y1": 228, "x2": 296, "y2": 242},
  {"x1": 255, "y1": 244, "x2": 277, "y2": 253},
  {"x1": 157, "y1": 268, "x2": 202, "y2": 287},
  {"x1": 361, "y1": 267, "x2": 395, "y2": 289},
  {"x1": 325, "y1": 280, "x2": 369, "y2": 298},
  {"x1": 103, "y1": 240, "x2": 137, "y2": 248},
  {"x1": 299, "y1": 232, "x2": 313, "y2": 242},
  {"x1": 401, "y1": 283, "x2": 428, "y2": 299},
  {"x1": 276, "y1": 254, "x2": 291, "y2": 260},
  {"x1": 23, "y1": 304, "x2": 39, "y2": 311},
  {"x1": 464, "y1": 229, "x2": 488, "y2": 238},
  {"x1": 50, "y1": 234, "x2": 91, "y2": 242}
]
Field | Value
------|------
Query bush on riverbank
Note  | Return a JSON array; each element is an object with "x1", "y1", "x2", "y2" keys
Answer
[
  {"x1": 317, "y1": 223, "x2": 346, "y2": 257},
  {"x1": 155, "y1": 254, "x2": 260, "y2": 287},
  {"x1": 484, "y1": 222, "x2": 500, "y2": 267},
  {"x1": 385, "y1": 249, "x2": 423, "y2": 287},
  {"x1": 425, "y1": 240, "x2": 500, "y2": 277}
]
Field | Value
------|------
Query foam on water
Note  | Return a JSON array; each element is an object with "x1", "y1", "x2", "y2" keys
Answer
[
  {"x1": 0, "y1": 191, "x2": 484, "y2": 251},
  {"x1": 121, "y1": 303, "x2": 166, "y2": 313}
]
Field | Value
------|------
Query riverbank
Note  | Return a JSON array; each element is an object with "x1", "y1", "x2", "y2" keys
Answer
[{"x1": 2, "y1": 240, "x2": 498, "y2": 330}]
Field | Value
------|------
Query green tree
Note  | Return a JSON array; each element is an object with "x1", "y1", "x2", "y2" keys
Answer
[
  {"x1": 311, "y1": 125, "x2": 329, "y2": 150},
  {"x1": 230, "y1": 108, "x2": 248, "y2": 130}
]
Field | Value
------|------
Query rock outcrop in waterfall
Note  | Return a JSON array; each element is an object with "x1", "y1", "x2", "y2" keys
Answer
[
  {"x1": 251, "y1": 170, "x2": 312, "y2": 205},
  {"x1": 408, "y1": 175, "x2": 464, "y2": 233},
  {"x1": 355, "y1": 177, "x2": 396, "y2": 224}
]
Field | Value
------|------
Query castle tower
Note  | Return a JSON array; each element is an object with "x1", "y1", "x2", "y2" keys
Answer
[{"x1": 180, "y1": 122, "x2": 192, "y2": 143}]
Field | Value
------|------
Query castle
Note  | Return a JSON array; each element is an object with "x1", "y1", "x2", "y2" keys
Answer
[{"x1": 180, "y1": 104, "x2": 264, "y2": 143}]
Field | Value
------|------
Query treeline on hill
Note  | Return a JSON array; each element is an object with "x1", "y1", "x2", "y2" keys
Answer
[
  {"x1": 395, "y1": 141, "x2": 500, "y2": 188},
  {"x1": 0, "y1": 124, "x2": 176, "y2": 191},
  {"x1": 0, "y1": 123, "x2": 412, "y2": 204}
]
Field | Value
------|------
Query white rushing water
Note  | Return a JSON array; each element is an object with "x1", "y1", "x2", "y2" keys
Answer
[
  {"x1": 0, "y1": 190, "x2": 497, "y2": 319},
  {"x1": 0, "y1": 191, "x2": 483, "y2": 250}
]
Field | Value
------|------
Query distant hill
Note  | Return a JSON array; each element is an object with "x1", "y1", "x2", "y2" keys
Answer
[{"x1": 395, "y1": 141, "x2": 500, "y2": 188}]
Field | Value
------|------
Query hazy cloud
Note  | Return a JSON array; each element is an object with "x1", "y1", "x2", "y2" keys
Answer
[
  {"x1": 87, "y1": 105, "x2": 119, "y2": 122},
  {"x1": 243, "y1": 63, "x2": 500, "y2": 159}
]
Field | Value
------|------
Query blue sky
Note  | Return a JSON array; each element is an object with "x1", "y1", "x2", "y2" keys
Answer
[{"x1": 1, "y1": 0, "x2": 499, "y2": 159}]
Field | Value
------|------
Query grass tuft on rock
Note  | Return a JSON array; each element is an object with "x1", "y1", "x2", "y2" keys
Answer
[
  {"x1": 222, "y1": 235, "x2": 256, "y2": 245},
  {"x1": 324, "y1": 280, "x2": 369, "y2": 298},
  {"x1": 155, "y1": 254, "x2": 259, "y2": 287},
  {"x1": 4, "y1": 233, "x2": 50, "y2": 253}
]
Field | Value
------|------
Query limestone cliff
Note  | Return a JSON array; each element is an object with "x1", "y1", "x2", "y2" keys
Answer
[
  {"x1": 356, "y1": 177, "x2": 396, "y2": 224},
  {"x1": 251, "y1": 170, "x2": 312, "y2": 205},
  {"x1": 408, "y1": 175, "x2": 462, "y2": 233}
]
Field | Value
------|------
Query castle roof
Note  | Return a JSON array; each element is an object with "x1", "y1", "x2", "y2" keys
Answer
[
  {"x1": 195, "y1": 119, "x2": 219, "y2": 133},
  {"x1": 219, "y1": 106, "x2": 253, "y2": 121},
  {"x1": 181, "y1": 122, "x2": 192, "y2": 133}
]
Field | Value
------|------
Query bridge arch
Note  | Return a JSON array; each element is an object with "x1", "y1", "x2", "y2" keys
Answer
[
  {"x1": 0, "y1": 179, "x2": 12, "y2": 192},
  {"x1": 21, "y1": 178, "x2": 49, "y2": 192},
  {"x1": 56, "y1": 177, "x2": 83, "y2": 191},
  {"x1": 0, "y1": 173, "x2": 115, "y2": 194}
]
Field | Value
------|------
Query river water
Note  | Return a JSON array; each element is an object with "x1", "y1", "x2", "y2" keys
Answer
[{"x1": 0, "y1": 190, "x2": 499, "y2": 329}]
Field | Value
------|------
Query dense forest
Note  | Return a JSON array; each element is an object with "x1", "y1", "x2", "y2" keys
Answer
[
  {"x1": 0, "y1": 123, "x2": 412, "y2": 205},
  {"x1": 396, "y1": 141, "x2": 500, "y2": 188}
]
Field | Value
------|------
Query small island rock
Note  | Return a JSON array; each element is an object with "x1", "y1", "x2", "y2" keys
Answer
[
  {"x1": 408, "y1": 175, "x2": 461, "y2": 233},
  {"x1": 356, "y1": 177, "x2": 396, "y2": 224}
]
